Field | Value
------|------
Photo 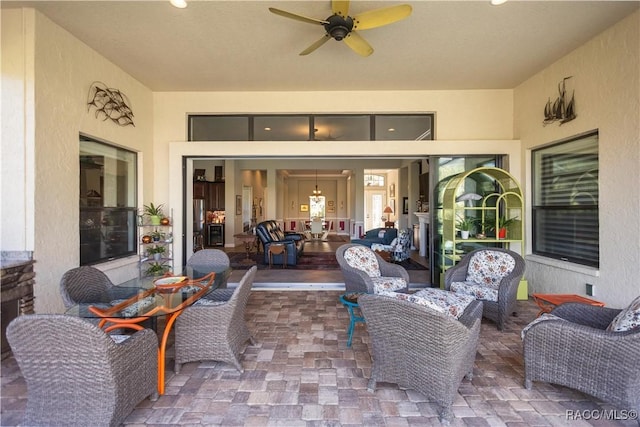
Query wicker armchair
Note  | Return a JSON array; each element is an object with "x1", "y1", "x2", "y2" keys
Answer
[
  {"x1": 336, "y1": 243, "x2": 409, "y2": 294},
  {"x1": 523, "y1": 303, "x2": 640, "y2": 414},
  {"x1": 59, "y1": 266, "x2": 138, "y2": 309},
  {"x1": 444, "y1": 247, "x2": 525, "y2": 330},
  {"x1": 185, "y1": 248, "x2": 230, "y2": 275},
  {"x1": 359, "y1": 294, "x2": 483, "y2": 424},
  {"x1": 174, "y1": 266, "x2": 257, "y2": 373},
  {"x1": 6, "y1": 314, "x2": 158, "y2": 427}
]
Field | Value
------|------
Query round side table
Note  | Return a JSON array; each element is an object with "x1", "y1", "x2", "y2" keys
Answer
[{"x1": 339, "y1": 292, "x2": 366, "y2": 347}]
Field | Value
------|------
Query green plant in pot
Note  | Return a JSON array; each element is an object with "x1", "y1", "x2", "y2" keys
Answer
[
  {"x1": 150, "y1": 230, "x2": 164, "y2": 242},
  {"x1": 147, "y1": 245, "x2": 166, "y2": 261},
  {"x1": 493, "y1": 216, "x2": 519, "y2": 239},
  {"x1": 146, "y1": 262, "x2": 169, "y2": 276},
  {"x1": 143, "y1": 203, "x2": 164, "y2": 226},
  {"x1": 456, "y1": 216, "x2": 478, "y2": 239}
]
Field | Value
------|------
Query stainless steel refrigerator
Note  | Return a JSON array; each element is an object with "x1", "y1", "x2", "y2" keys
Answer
[{"x1": 193, "y1": 199, "x2": 205, "y2": 248}]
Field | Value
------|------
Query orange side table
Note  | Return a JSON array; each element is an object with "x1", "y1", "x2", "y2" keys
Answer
[{"x1": 532, "y1": 293, "x2": 605, "y2": 317}]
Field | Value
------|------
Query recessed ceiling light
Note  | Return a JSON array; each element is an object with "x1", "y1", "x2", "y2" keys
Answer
[
  {"x1": 490, "y1": 0, "x2": 508, "y2": 5},
  {"x1": 264, "y1": 127, "x2": 271, "y2": 131},
  {"x1": 388, "y1": 128, "x2": 395, "y2": 132},
  {"x1": 170, "y1": 0, "x2": 187, "y2": 9}
]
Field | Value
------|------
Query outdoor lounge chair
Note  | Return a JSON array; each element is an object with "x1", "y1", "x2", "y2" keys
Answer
[
  {"x1": 174, "y1": 266, "x2": 257, "y2": 373},
  {"x1": 523, "y1": 301, "x2": 640, "y2": 416},
  {"x1": 359, "y1": 292, "x2": 483, "y2": 424},
  {"x1": 444, "y1": 247, "x2": 525, "y2": 330},
  {"x1": 7, "y1": 314, "x2": 158, "y2": 427},
  {"x1": 336, "y1": 243, "x2": 409, "y2": 294}
]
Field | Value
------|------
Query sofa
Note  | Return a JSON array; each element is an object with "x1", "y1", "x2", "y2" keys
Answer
[
  {"x1": 350, "y1": 227, "x2": 397, "y2": 248},
  {"x1": 256, "y1": 220, "x2": 305, "y2": 266}
]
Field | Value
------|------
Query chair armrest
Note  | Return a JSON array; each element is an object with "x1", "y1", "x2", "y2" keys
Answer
[
  {"x1": 284, "y1": 232, "x2": 304, "y2": 241},
  {"x1": 443, "y1": 261, "x2": 469, "y2": 289},
  {"x1": 378, "y1": 260, "x2": 410, "y2": 289},
  {"x1": 550, "y1": 303, "x2": 621, "y2": 330}
]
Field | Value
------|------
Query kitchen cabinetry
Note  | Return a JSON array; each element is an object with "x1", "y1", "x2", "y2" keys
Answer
[
  {"x1": 206, "y1": 182, "x2": 225, "y2": 211},
  {"x1": 193, "y1": 182, "x2": 206, "y2": 199},
  {"x1": 436, "y1": 167, "x2": 526, "y2": 296},
  {"x1": 139, "y1": 214, "x2": 173, "y2": 277}
]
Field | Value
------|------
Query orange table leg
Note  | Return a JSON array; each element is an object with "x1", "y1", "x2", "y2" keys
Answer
[{"x1": 157, "y1": 310, "x2": 182, "y2": 395}]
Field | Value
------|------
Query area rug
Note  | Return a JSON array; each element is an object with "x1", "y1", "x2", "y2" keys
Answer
[{"x1": 229, "y1": 251, "x2": 428, "y2": 271}]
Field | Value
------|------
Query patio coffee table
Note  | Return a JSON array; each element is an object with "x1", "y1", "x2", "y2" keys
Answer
[{"x1": 532, "y1": 293, "x2": 604, "y2": 317}]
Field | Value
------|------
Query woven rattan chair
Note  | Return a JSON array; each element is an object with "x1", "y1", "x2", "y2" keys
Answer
[
  {"x1": 444, "y1": 247, "x2": 525, "y2": 330},
  {"x1": 6, "y1": 314, "x2": 158, "y2": 427},
  {"x1": 59, "y1": 266, "x2": 138, "y2": 309},
  {"x1": 185, "y1": 248, "x2": 230, "y2": 275},
  {"x1": 336, "y1": 243, "x2": 409, "y2": 294},
  {"x1": 174, "y1": 266, "x2": 257, "y2": 373},
  {"x1": 359, "y1": 294, "x2": 483, "y2": 424},
  {"x1": 523, "y1": 302, "x2": 640, "y2": 415}
]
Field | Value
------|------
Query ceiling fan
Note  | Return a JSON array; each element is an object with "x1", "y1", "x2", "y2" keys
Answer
[{"x1": 268, "y1": 1, "x2": 412, "y2": 57}]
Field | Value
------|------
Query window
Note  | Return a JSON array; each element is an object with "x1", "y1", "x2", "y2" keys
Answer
[
  {"x1": 80, "y1": 135, "x2": 137, "y2": 265},
  {"x1": 188, "y1": 114, "x2": 434, "y2": 141},
  {"x1": 532, "y1": 130, "x2": 599, "y2": 267}
]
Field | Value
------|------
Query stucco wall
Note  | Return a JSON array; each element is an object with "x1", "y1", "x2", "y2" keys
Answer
[
  {"x1": 514, "y1": 11, "x2": 640, "y2": 307},
  {"x1": 1, "y1": 9, "x2": 155, "y2": 313}
]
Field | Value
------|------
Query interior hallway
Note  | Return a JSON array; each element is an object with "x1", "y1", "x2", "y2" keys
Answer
[{"x1": 224, "y1": 238, "x2": 431, "y2": 290}]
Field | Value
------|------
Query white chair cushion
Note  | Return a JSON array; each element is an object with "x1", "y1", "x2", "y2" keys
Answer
[
  {"x1": 344, "y1": 246, "x2": 381, "y2": 278},
  {"x1": 450, "y1": 280, "x2": 499, "y2": 302},
  {"x1": 193, "y1": 299, "x2": 225, "y2": 306},
  {"x1": 606, "y1": 295, "x2": 640, "y2": 332},
  {"x1": 110, "y1": 334, "x2": 131, "y2": 344},
  {"x1": 378, "y1": 288, "x2": 474, "y2": 319},
  {"x1": 371, "y1": 277, "x2": 408, "y2": 293},
  {"x1": 466, "y1": 250, "x2": 516, "y2": 287}
]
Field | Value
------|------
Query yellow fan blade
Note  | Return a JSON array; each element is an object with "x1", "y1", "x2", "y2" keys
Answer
[
  {"x1": 353, "y1": 4, "x2": 412, "y2": 31},
  {"x1": 343, "y1": 31, "x2": 373, "y2": 57},
  {"x1": 300, "y1": 34, "x2": 331, "y2": 56},
  {"x1": 332, "y1": 0, "x2": 350, "y2": 17},
  {"x1": 268, "y1": 7, "x2": 328, "y2": 25}
]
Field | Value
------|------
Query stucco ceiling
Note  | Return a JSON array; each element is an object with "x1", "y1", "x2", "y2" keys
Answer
[{"x1": 3, "y1": 0, "x2": 638, "y2": 92}]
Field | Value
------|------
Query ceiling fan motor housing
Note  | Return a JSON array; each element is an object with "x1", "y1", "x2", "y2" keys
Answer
[{"x1": 324, "y1": 15, "x2": 354, "y2": 40}]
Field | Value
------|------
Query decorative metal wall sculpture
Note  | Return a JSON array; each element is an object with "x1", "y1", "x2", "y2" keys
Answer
[
  {"x1": 543, "y1": 76, "x2": 576, "y2": 126},
  {"x1": 87, "y1": 81, "x2": 135, "y2": 127}
]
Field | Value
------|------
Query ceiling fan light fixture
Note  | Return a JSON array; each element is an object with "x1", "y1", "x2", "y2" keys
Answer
[{"x1": 170, "y1": 0, "x2": 187, "y2": 9}]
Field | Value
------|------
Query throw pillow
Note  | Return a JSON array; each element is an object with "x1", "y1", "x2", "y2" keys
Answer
[
  {"x1": 606, "y1": 295, "x2": 640, "y2": 332},
  {"x1": 378, "y1": 230, "x2": 386, "y2": 239}
]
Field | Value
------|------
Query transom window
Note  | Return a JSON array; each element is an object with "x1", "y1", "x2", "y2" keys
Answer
[
  {"x1": 532, "y1": 130, "x2": 599, "y2": 267},
  {"x1": 188, "y1": 114, "x2": 433, "y2": 141}
]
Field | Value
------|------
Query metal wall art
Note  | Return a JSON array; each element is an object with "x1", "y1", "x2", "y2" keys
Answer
[
  {"x1": 87, "y1": 81, "x2": 135, "y2": 127},
  {"x1": 543, "y1": 76, "x2": 576, "y2": 126}
]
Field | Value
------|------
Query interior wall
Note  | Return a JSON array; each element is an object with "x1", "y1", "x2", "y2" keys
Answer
[{"x1": 514, "y1": 11, "x2": 640, "y2": 307}]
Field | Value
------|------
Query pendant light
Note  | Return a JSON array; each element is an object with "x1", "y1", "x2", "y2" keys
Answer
[{"x1": 312, "y1": 170, "x2": 322, "y2": 201}]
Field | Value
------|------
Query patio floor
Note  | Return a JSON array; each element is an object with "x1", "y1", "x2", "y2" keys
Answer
[{"x1": 1, "y1": 288, "x2": 636, "y2": 426}]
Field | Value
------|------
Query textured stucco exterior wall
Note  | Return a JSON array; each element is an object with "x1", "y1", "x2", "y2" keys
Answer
[
  {"x1": 3, "y1": 9, "x2": 155, "y2": 313},
  {"x1": 514, "y1": 11, "x2": 640, "y2": 307}
]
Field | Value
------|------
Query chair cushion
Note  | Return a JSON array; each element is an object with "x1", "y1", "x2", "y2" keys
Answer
[
  {"x1": 110, "y1": 334, "x2": 131, "y2": 344},
  {"x1": 450, "y1": 281, "x2": 499, "y2": 302},
  {"x1": 378, "y1": 288, "x2": 474, "y2": 319},
  {"x1": 520, "y1": 313, "x2": 566, "y2": 339},
  {"x1": 193, "y1": 299, "x2": 226, "y2": 306},
  {"x1": 606, "y1": 295, "x2": 640, "y2": 332},
  {"x1": 343, "y1": 246, "x2": 381, "y2": 278},
  {"x1": 371, "y1": 277, "x2": 408, "y2": 293},
  {"x1": 466, "y1": 250, "x2": 516, "y2": 287}
]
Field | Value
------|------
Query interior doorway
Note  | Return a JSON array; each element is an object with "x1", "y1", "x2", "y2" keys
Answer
[{"x1": 365, "y1": 190, "x2": 386, "y2": 231}]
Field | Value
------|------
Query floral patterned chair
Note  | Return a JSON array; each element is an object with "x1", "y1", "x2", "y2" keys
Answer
[
  {"x1": 444, "y1": 247, "x2": 525, "y2": 330},
  {"x1": 336, "y1": 243, "x2": 409, "y2": 294}
]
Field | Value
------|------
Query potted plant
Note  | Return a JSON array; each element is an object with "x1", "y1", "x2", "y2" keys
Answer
[
  {"x1": 143, "y1": 203, "x2": 164, "y2": 226},
  {"x1": 146, "y1": 262, "x2": 169, "y2": 276},
  {"x1": 147, "y1": 245, "x2": 166, "y2": 261},
  {"x1": 496, "y1": 216, "x2": 519, "y2": 239},
  {"x1": 456, "y1": 216, "x2": 478, "y2": 240},
  {"x1": 150, "y1": 230, "x2": 164, "y2": 242}
]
